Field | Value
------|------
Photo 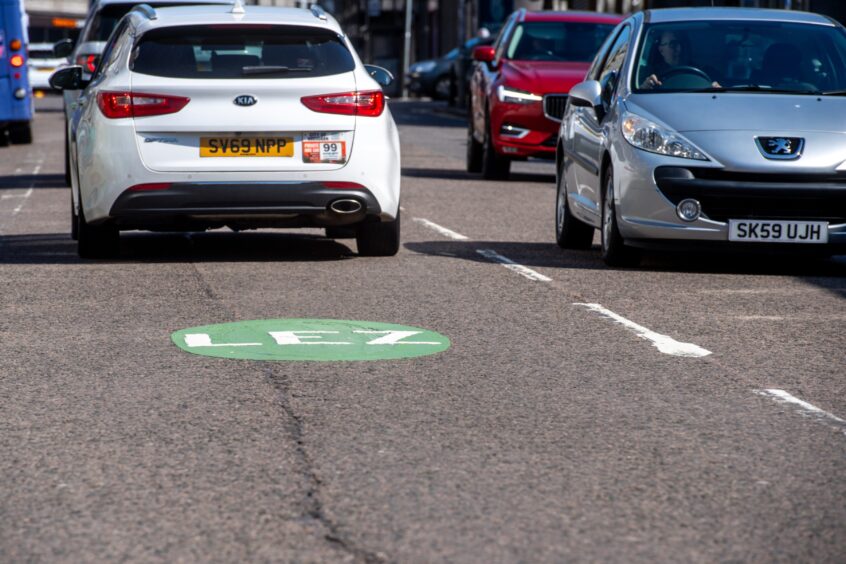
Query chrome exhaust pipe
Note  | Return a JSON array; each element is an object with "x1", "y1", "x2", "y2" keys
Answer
[{"x1": 328, "y1": 199, "x2": 363, "y2": 214}]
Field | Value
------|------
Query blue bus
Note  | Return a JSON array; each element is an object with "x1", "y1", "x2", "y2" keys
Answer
[{"x1": 0, "y1": 0, "x2": 32, "y2": 144}]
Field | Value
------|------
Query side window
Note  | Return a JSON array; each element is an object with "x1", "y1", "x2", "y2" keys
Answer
[
  {"x1": 494, "y1": 15, "x2": 517, "y2": 63},
  {"x1": 597, "y1": 25, "x2": 631, "y2": 107},
  {"x1": 587, "y1": 23, "x2": 625, "y2": 81},
  {"x1": 91, "y1": 19, "x2": 128, "y2": 81}
]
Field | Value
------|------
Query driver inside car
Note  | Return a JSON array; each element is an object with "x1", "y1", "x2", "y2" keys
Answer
[{"x1": 639, "y1": 30, "x2": 721, "y2": 89}]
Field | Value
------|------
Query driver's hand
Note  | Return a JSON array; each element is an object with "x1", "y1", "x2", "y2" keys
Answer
[{"x1": 641, "y1": 74, "x2": 662, "y2": 89}]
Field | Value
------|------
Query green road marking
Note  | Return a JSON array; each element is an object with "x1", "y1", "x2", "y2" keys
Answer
[{"x1": 171, "y1": 319, "x2": 451, "y2": 361}]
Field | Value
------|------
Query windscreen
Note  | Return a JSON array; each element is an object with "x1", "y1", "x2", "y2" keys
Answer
[
  {"x1": 633, "y1": 21, "x2": 846, "y2": 93},
  {"x1": 506, "y1": 22, "x2": 616, "y2": 62},
  {"x1": 131, "y1": 25, "x2": 355, "y2": 79}
]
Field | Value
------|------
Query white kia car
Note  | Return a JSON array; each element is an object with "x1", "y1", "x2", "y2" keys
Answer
[{"x1": 50, "y1": 3, "x2": 401, "y2": 258}]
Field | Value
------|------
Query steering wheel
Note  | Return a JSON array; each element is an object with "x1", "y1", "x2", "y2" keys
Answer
[{"x1": 661, "y1": 65, "x2": 713, "y2": 84}]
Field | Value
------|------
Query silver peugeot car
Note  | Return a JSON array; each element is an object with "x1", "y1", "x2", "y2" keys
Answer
[{"x1": 555, "y1": 8, "x2": 846, "y2": 266}]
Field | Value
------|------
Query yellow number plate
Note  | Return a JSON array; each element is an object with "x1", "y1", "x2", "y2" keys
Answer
[{"x1": 200, "y1": 137, "x2": 294, "y2": 157}]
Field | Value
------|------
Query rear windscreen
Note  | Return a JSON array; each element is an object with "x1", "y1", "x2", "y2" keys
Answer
[{"x1": 131, "y1": 25, "x2": 355, "y2": 79}]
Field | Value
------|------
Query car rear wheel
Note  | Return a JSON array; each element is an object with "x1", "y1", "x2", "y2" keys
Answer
[
  {"x1": 601, "y1": 168, "x2": 640, "y2": 267},
  {"x1": 9, "y1": 122, "x2": 32, "y2": 144},
  {"x1": 356, "y1": 210, "x2": 400, "y2": 257},
  {"x1": 556, "y1": 164, "x2": 594, "y2": 250},
  {"x1": 481, "y1": 114, "x2": 510, "y2": 180},
  {"x1": 466, "y1": 118, "x2": 483, "y2": 173},
  {"x1": 77, "y1": 199, "x2": 119, "y2": 259}
]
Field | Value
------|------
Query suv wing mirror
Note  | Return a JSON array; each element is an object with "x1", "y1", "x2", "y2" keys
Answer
[
  {"x1": 53, "y1": 38, "x2": 75, "y2": 59},
  {"x1": 472, "y1": 45, "x2": 495, "y2": 63},
  {"x1": 49, "y1": 66, "x2": 88, "y2": 91},
  {"x1": 365, "y1": 64, "x2": 394, "y2": 88}
]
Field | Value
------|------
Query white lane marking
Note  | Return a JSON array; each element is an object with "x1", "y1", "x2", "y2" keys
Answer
[
  {"x1": 755, "y1": 389, "x2": 846, "y2": 434},
  {"x1": 413, "y1": 217, "x2": 469, "y2": 240},
  {"x1": 11, "y1": 161, "x2": 42, "y2": 215},
  {"x1": 573, "y1": 302, "x2": 712, "y2": 358},
  {"x1": 476, "y1": 249, "x2": 552, "y2": 282}
]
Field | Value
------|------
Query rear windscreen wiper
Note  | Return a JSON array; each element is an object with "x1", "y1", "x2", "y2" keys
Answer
[{"x1": 241, "y1": 65, "x2": 313, "y2": 75}]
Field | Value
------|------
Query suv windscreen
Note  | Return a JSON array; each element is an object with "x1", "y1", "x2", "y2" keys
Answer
[
  {"x1": 633, "y1": 21, "x2": 846, "y2": 94},
  {"x1": 131, "y1": 25, "x2": 355, "y2": 79},
  {"x1": 506, "y1": 22, "x2": 616, "y2": 62}
]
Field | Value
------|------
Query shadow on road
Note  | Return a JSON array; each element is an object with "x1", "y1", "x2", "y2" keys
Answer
[
  {"x1": 390, "y1": 100, "x2": 466, "y2": 129},
  {"x1": 402, "y1": 167, "x2": 555, "y2": 185},
  {"x1": 0, "y1": 231, "x2": 357, "y2": 264},
  {"x1": 405, "y1": 239, "x2": 846, "y2": 284},
  {"x1": 0, "y1": 174, "x2": 66, "y2": 190}
]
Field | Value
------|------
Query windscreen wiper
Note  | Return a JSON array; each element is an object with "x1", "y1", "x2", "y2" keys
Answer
[
  {"x1": 241, "y1": 65, "x2": 313, "y2": 75},
  {"x1": 703, "y1": 84, "x2": 821, "y2": 95},
  {"x1": 819, "y1": 89, "x2": 846, "y2": 96}
]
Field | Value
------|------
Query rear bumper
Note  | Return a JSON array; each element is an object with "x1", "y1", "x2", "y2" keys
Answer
[{"x1": 108, "y1": 181, "x2": 381, "y2": 231}]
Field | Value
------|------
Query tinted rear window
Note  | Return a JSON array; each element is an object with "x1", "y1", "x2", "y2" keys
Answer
[{"x1": 131, "y1": 25, "x2": 355, "y2": 79}]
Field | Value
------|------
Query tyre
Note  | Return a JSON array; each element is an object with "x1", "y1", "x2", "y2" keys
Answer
[
  {"x1": 600, "y1": 168, "x2": 640, "y2": 267},
  {"x1": 0, "y1": 129, "x2": 8, "y2": 147},
  {"x1": 555, "y1": 164, "x2": 594, "y2": 250},
  {"x1": 9, "y1": 122, "x2": 32, "y2": 145},
  {"x1": 481, "y1": 113, "x2": 510, "y2": 180},
  {"x1": 70, "y1": 190, "x2": 79, "y2": 241},
  {"x1": 356, "y1": 210, "x2": 400, "y2": 257},
  {"x1": 466, "y1": 117, "x2": 483, "y2": 173},
  {"x1": 77, "y1": 200, "x2": 119, "y2": 259},
  {"x1": 64, "y1": 124, "x2": 71, "y2": 187}
]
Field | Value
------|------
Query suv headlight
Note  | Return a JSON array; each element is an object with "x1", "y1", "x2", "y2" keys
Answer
[
  {"x1": 497, "y1": 85, "x2": 542, "y2": 104},
  {"x1": 621, "y1": 112, "x2": 708, "y2": 161}
]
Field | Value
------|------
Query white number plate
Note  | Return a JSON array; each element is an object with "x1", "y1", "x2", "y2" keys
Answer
[{"x1": 728, "y1": 220, "x2": 828, "y2": 244}]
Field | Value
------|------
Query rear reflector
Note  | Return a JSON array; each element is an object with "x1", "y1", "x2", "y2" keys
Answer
[
  {"x1": 10, "y1": 54, "x2": 24, "y2": 68},
  {"x1": 128, "y1": 182, "x2": 171, "y2": 191},
  {"x1": 97, "y1": 91, "x2": 190, "y2": 119},
  {"x1": 301, "y1": 90, "x2": 385, "y2": 117},
  {"x1": 323, "y1": 181, "x2": 365, "y2": 189}
]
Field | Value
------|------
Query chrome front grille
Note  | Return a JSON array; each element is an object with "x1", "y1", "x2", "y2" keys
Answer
[{"x1": 543, "y1": 94, "x2": 568, "y2": 122}]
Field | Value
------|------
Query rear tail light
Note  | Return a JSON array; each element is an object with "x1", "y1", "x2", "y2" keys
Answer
[
  {"x1": 75, "y1": 54, "x2": 99, "y2": 74},
  {"x1": 10, "y1": 54, "x2": 24, "y2": 68},
  {"x1": 97, "y1": 91, "x2": 190, "y2": 119},
  {"x1": 323, "y1": 181, "x2": 365, "y2": 189},
  {"x1": 301, "y1": 90, "x2": 385, "y2": 117}
]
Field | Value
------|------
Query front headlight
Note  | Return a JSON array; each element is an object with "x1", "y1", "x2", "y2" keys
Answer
[
  {"x1": 497, "y1": 85, "x2": 542, "y2": 104},
  {"x1": 621, "y1": 111, "x2": 708, "y2": 161}
]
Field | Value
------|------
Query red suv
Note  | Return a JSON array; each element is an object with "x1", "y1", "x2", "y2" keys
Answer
[{"x1": 467, "y1": 9, "x2": 622, "y2": 179}]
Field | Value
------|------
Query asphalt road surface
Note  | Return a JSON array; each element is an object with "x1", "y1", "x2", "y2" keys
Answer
[{"x1": 1, "y1": 95, "x2": 844, "y2": 563}]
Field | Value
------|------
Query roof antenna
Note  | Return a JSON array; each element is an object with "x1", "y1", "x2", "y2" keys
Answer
[{"x1": 230, "y1": 0, "x2": 246, "y2": 15}]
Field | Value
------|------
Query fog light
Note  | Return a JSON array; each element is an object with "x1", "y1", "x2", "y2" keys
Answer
[
  {"x1": 676, "y1": 198, "x2": 701, "y2": 222},
  {"x1": 13, "y1": 88, "x2": 27, "y2": 100}
]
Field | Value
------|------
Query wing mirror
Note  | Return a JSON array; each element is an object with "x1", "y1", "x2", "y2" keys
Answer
[
  {"x1": 365, "y1": 64, "x2": 394, "y2": 88},
  {"x1": 49, "y1": 66, "x2": 88, "y2": 91},
  {"x1": 472, "y1": 45, "x2": 495, "y2": 63},
  {"x1": 53, "y1": 38, "x2": 75, "y2": 59},
  {"x1": 568, "y1": 80, "x2": 603, "y2": 109}
]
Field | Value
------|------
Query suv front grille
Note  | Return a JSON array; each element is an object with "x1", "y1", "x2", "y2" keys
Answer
[{"x1": 543, "y1": 94, "x2": 568, "y2": 122}]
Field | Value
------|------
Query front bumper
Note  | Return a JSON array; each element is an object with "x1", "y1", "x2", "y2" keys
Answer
[
  {"x1": 614, "y1": 148, "x2": 846, "y2": 251},
  {"x1": 108, "y1": 182, "x2": 381, "y2": 231},
  {"x1": 491, "y1": 99, "x2": 560, "y2": 159}
]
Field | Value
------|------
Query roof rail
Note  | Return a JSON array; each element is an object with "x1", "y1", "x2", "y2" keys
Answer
[
  {"x1": 517, "y1": 7, "x2": 527, "y2": 22},
  {"x1": 132, "y1": 3, "x2": 157, "y2": 20},
  {"x1": 311, "y1": 4, "x2": 328, "y2": 21}
]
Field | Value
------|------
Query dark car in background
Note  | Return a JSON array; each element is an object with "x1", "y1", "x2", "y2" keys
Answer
[
  {"x1": 451, "y1": 35, "x2": 495, "y2": 107},
  {"x1": 407, "y1": 50, "x2": 457, "y2": 100}
]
